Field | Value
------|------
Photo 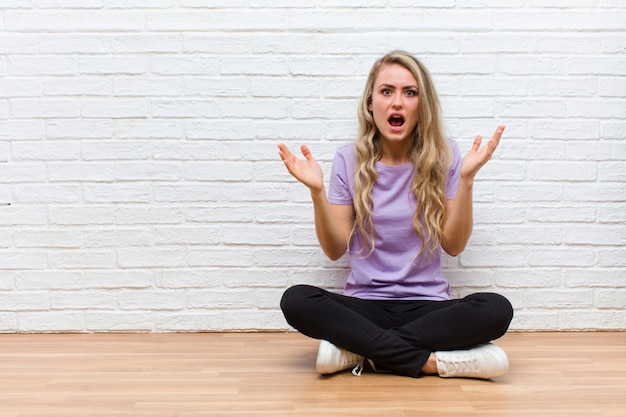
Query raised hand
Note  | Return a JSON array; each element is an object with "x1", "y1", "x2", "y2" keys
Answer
[
  {"x1": 461, "y1": 125, "x2": 505, "y2": 181},
  {"x1": 278, "y1": 143, "x2": 324, "y2": 193}
]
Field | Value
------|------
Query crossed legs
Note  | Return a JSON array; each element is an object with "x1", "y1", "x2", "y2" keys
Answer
[{"x1": 280, "y1": 284, "x2": 514, "y2": 377}]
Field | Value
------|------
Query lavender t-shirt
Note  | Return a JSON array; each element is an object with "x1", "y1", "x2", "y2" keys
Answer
[{"x1": 328, "y1": 140, "x2": 462, "y2": 301}]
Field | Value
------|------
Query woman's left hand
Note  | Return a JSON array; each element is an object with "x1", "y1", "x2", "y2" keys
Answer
[{"x1": 460, "y1": 125, "x2": 505, "y2": 181}]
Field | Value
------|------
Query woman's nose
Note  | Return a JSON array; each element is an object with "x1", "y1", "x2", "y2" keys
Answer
[{"x1": 392, "y1": 93, "x2": 402, "y2": 107}]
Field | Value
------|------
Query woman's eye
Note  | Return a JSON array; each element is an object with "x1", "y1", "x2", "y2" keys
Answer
[
  {"x1": 406, "y1": 90, "x2": 418, "y2": 96},
  {"x1": 382, "y1": 89, "x2": 392, "y2": 95}
]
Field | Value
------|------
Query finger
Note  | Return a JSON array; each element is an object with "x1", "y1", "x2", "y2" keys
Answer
[
  {"x1": 300, "y1": 144, "x2": 315, "y2": 162},
  {"x1": 472, "y1": 135, "x2": 483, "y2": 151},
  {"x1": 488, "y1": 125, "x2": 505, "y2": 152},
  {"x1": 277, "y1": 143, "x2": 289, "y2": 156},
  {"x1": 492, "y1": 125, "x2": 505, "y2": 141},
  {"x1": 278, "y1": 143, "x2": 294, "y2": 161}
]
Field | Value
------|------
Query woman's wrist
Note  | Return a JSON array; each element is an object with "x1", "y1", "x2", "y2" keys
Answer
[
  {"x1": 458, "y1": 175, "x2": 475, "y2": 188},
  {"x1": 309, "y1": 186, "x2": 326, "y2": 201}
]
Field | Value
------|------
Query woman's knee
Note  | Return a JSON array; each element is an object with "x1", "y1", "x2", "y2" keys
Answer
[
  {"x1": 486, "y1": 292, "x2": 514, "y2": 335},
  {"x1": 280, "y1": 284, "x2": 328, "y2": 334},
  {"x1": 280, "y1": 284, "x2": 320, "y2": 320},
  {"x1": 465, "y1": 292, "x2": 514, "y2": 335},
  {"x1": 489, "y1": 292, "x2": 514, "y2": 322}
]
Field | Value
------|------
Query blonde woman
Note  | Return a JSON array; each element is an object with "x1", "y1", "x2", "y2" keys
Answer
[{"x1": 278, "y1": 51, "x2": 513, "y2": 379}]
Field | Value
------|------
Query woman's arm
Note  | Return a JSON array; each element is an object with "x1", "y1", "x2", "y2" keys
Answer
[
  {"x1": 441, "y1": 126, "x2": 505, "y2": 256},
  {"x1": 312, "y1": 191, "x2": 354, "y2": 260},
  {"x1": 278, "y1": 144, "x2": 354, "y2": 260}
]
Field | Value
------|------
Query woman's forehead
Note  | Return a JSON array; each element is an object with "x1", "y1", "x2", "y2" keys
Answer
[{"x1": 374, "y1": 63, "x2": 418, "y2": 87}]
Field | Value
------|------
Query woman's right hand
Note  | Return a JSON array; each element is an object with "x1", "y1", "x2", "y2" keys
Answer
[{"x1": 278, "y1": 144, "x2": 324, "y2": 193}]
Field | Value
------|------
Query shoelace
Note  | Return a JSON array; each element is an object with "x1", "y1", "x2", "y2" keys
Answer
[
  {"x1": 441, "y1": 356, "x2": 476, "y2": 375},
  {"x1": 351, "y1": 360, "x2": 365, "y2": 377},
  {"x1": 334, "y1": 349, "x2": 364, "y2": 376}
]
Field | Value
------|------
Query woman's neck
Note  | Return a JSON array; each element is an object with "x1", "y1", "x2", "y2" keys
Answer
[{"x1": 379, "y1": 141, "x2": 411, "y2": 166}]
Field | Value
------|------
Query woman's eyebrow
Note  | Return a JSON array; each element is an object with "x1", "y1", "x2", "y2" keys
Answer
[{"x1": 377, "y1": 83, "x2": 418, "y2": 90}]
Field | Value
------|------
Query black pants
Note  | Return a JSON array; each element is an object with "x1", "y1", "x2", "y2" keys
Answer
[{"x1": 280, "y1": 284, "x2": 514, "y2": 377}]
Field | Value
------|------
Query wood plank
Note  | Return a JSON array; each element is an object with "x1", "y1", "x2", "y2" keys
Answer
[{"x1": 0, "y1": 332, "x2": 624, "y2": 416}]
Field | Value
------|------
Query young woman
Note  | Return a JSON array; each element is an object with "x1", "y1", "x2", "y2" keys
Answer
[{"x1": 278, "y1": 50, "x2": 513, "y2": 379}]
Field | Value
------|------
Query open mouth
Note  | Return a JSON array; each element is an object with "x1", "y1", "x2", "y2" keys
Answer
[{"x1": 388, "y1": 115, "x2": 405, "y2": 127}]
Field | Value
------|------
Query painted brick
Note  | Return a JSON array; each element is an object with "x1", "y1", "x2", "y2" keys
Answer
[
  {"x1": 112, "y1": 34, "x2": 181, "y2": 54},
  {"x1": 11, "y1": 99, "x2": 80, "y2": 119},
  {"x1": 39, "y1": 34, "x2": 110, "y2": 54},
  {"x1": 0, "y1": 314, "x2": 17, "y2": 333},
  {"x1": 85, "y1": 270, "x2": 155, "y2": 289},
  {"x1": 18, "y1": 312, "x2": 85, "y2": 332},
  {"x1": 1, "y1": 78, "x2": 42, "y2": 97},
  {"x1": 115, "y1": 206, "x2": 184, "y2": 225},
  {"x1": 47, "y1": 120, "x2": 113, "y2": 140},
  {"x1": 86, "y1": 312, "x2": 154, "y2": 332},
  {"x1": 118, "y1": 290, "x2": 186, "y2": 310},
  {"x1": 13, "y1": 229, "x2": 82, "y2": 248},
  {"x1": 51, "y1": 291, "x2": 118, "y2": 310},
  {"x1": 559, "y1": 310, "x2": 626, "y2": 330},
  {"x1": 48, "y1": 250, "x2": 117, "y2": 269},
  {"x1": 154, "y1": 311, "x2": 224, "y2": 332},
  {"x1": 48, "y1": 206, "x2": 116, "y2": 225}
]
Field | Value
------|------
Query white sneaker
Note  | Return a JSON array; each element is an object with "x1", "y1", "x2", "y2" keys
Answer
[
  {"x1": 435, "y1": 343, "x2": 509, "y2": 379},
  {"x1": 316, "y1": 340, "x2": 365, "y2": 376}
]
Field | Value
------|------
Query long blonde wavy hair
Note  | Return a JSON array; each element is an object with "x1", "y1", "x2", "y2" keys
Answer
[{"x1": 353, "y1": 50, "x2": 452, "y2": 258}]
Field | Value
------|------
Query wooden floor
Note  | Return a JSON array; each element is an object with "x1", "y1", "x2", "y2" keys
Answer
[{"x1": 0, "y1": 332, "x2": 624, "y2": 417}]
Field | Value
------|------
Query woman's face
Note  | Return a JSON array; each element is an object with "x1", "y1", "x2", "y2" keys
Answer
[{"x1": 369, "y1": 63, "x2": 420, "y2": 145}]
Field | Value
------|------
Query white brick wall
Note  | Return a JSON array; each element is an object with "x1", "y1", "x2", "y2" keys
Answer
[{"x1": 0, "y1": 1, "x2": 624, "y2": 333}]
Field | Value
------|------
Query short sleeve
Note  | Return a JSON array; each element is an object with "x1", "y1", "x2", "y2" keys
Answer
[
  {"x1": 445, "y1": 140, "x2": 462, "y2": 200},
  {"x1": 328, "y1": 145, "x2": 354, "y2": 205}
]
